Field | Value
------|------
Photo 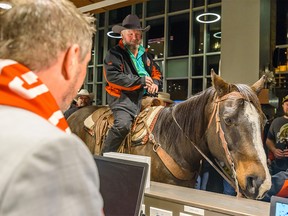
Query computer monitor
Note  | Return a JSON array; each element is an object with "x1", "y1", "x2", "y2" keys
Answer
[
  {"x1": 270, "y1": 196, "x2": 288, "y2": 216},
  {"x1": 94, "y1": 155, "x2": 148, "y2": 216}
]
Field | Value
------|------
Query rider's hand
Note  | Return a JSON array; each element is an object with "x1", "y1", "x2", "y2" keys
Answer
[
  {"x1": 147, "y1": 83, "x2": 158, "y2": 94},
  {"x1": 145, "y1": 76, "x2": 153, "y2": 88}
]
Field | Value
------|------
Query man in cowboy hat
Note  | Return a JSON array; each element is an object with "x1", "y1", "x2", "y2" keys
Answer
[
  {"x1": 64, "y1": 89, "x2": 94, "y2": 119},
  {"x1": 101, "y1": 14, "x2": 162, "y2": 153}
]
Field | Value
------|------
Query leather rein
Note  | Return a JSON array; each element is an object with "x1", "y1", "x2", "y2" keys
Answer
[{"x1": 150, "y1": 91, "x2": 247, "y2": 196}]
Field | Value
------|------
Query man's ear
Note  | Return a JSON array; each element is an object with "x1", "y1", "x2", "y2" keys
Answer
[{"x1": 62, "y1": 44, "x2": 80, "y2": 80}]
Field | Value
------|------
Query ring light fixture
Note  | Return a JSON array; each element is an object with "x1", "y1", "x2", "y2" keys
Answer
[
  {"x1": 107, "y1": 31, "x2": 122, "y2": 39},
  {"x1": 0, "y1": 2, "x2": 12, "y2": 10},
  {"x1": 196, "y1": 13, "x2": 221, "y2": 24},
  {"x1": 213, "y1": 32, "x2": 221, "y2": 38}
]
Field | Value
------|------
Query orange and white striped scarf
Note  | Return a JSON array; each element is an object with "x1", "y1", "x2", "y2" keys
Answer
[{"x1": 0, "y1": 59, "x2": 70, "y2": 133}]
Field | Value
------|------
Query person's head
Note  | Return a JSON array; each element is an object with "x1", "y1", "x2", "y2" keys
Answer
[
  {"x1": 282, "y1": 95, "x2": 288, "y2": 117},
  {"x1": 157, "y1": 92, "x2": 174, "y2": 107},
  {"x1": 112, "y1": 14, "x2": 150, "y2": 50},
  {"x1": 0, "y1": 0, "x2": 96, "y2": 111},
  {"x1": 75, "y1": 89, "x2": 94, "y2": 107}
]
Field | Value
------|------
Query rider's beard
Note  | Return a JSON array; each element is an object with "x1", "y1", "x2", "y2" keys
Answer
[{"x1": 123, "y1": 39, "x2": 141, "y2": 52}]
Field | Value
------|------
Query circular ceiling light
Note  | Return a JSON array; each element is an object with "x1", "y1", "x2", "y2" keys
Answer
[
  {"x1": 196, "y1": 13, "x2": 221, "y2": 24},
  {"x1": 213, "y1": 32, "x2": 221, "y2": 38},
  {"x1": 0, "y1": 2, "x2": 12, "y2": 10},
  {"x1": 107, "y1": 31, "x2": 122, "y2": 39}
]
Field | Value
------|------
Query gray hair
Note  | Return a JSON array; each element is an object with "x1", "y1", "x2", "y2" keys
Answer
[{"x1": 0, "y1": 0, "x2": 96, "y2": 71}]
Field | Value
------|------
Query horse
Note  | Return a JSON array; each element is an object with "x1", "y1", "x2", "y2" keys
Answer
[{"x1": 67, "y1": 72, "x2": 271, "y2": 200}]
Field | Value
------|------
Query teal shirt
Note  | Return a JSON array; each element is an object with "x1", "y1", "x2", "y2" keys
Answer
[{"x1": 126, "y1": 45, "x2": 150, "y2": 77}]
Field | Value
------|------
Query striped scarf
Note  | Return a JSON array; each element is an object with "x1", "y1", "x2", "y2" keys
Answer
[{"x1": 0, "y1": 59, "x2": 70, "y2": 133}]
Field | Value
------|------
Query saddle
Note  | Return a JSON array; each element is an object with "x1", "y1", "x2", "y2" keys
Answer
[{"x1": 83, "y1": 97, "x2": 164, "y2": 155}]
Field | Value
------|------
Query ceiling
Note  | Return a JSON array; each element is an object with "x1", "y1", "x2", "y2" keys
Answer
[{"x1": 70, "y1": 0, "x2": 148, "y2": 14}]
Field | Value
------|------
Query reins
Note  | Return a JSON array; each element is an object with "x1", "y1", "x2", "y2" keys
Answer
[{"x1": 172, "y1": 91, "x2": 248, "y2": 197}]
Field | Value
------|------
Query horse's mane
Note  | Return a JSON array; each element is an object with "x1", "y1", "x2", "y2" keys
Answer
[
  {"x1": 154, "y1": 83, "x2": 264, "y2": 154},
  {"x1": 172, "y1": 87, "x2": 216, "y2": 143}
]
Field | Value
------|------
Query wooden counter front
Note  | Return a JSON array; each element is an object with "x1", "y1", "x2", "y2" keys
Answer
[{"x1": 144, "y1": 181, "x2": 270, "y2": 216}]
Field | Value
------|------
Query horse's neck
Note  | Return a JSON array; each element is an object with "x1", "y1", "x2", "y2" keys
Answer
[{"x1": 153, "y1": 107, "x2": 203, "y2": 170}]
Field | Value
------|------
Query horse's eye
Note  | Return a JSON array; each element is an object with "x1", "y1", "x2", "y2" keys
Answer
[{"x1": 223, "y1": 117, "x2": 232, "y2": 125}]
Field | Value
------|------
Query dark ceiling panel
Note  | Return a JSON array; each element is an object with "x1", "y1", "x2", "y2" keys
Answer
[{"x1": 70, "y1": 0, "x2": 148, "y2": 14}]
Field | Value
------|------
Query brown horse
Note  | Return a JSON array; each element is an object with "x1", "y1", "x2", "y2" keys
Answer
[{"x1": 67, "y1": 72, "x2": 271, "y2": 200}]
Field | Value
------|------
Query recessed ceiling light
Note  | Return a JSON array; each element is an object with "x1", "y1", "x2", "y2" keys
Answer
[
  {"x1": 0, "y1": 2, "x2": 12, "y2": 10},
  {"x1": 213, "y1": 32, "x2": 221, "y2": 38},
  {"x1": 196, "y1": 13, "x2": 221, "y2": 24},
  {"x1": 107, "y1": 31, "x2": 122, "y2": 39}
]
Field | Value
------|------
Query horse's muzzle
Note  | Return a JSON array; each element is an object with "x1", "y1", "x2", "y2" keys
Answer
[{"x1": 245, "y1": 175, "x2": 266, "y2": 199}]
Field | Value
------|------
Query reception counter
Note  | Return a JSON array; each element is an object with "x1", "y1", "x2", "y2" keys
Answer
[{"x1": 144, "y1": 181, "x2": 270, "y2": 216}]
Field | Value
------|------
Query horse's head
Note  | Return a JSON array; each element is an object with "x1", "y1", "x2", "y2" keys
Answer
[{"x1": 206, "y1": 71, "x2": 271, "y2": 199}]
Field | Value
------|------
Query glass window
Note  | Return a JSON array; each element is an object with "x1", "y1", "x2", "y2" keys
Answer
[
  {"x1": 96, "y1": 84, "x2": 103, "y2": 105},
  {"x1": 192, "y1": 57, "x2": 204, "y2": 76},
  {"x1": 167, "y1": 79, "x2": 188, "y2": 101},
  {"x1": 89, "y1": 52, "x2": 94, "y2": 66},
  {"x1": 98, "y1": 30, "x2": 104, "y2": 64},
  {"x1": 193, "y1": 0, "x2": 204, "y2": 7},
  {"x1": 206, "y1": 55, "x2": 220, "y2": 75},
  {"x1": 206, "y1": 77, "x2": 212, "y2": 88},
  {"x1": 167, "y1": 58, "x2": 188, "y2": 78},
  {"x1": 87, "y1": 84, "x2": 94, "y2": 95},
  {"x1": 168, "y1": 13, "x2": 189, "y2": 57},
  {"x1": 147, "y1": 0, "x2": 165, "y2": 17},
  {"x1": 208, "y1": 0, "x2": 221, "y2": 4},
  {"x1": 136, "y1": 3, "x2": 143, "y2": 18},
  {"x1": 99, "y1": 13, "x2": 105, "y2": 28},
  {"x1": 192, "y1": 78, "x2": 203, "y2": 95},
  {"x1": 109, "y1": 6, "x2": 131, "y2": 25},
  {"x1": 192, "y1": 10, "x2": 205, "y2": 54},
  {"x1": 97, "y1": 67, "x2": 103, "y2": 82},
  {"x1": 146, "y1": 18, "x2": 164, "y2": 59},
  {"x1": 168, "y1": 0, "x2": 190, "y2": 13},
  {"x1": 87, "y1": 67, "x2": 93, "y2": 82},
  {"x1": 207, "y1": 7, "x2": 221, "y2": 53}
]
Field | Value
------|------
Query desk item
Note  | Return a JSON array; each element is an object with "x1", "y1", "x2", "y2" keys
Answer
[
  {"x1": 270, "y1": 196, "x2": 288, "y2": 216},
  {"x1": 94, "y1": 155, "x2": 148, "y2": 216}
]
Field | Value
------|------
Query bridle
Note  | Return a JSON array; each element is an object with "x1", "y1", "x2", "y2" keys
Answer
[{"x1": 172, "y1": 91, "x2": 250, "y2": 197}]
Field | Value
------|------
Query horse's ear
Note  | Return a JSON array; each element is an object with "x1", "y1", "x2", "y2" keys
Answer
[
  {"x1": 211, "y1": 69, "x2": 230, "y2": 97},
  {"x1": 251, "y1": 75, "x2": 266, "y2": 95}
]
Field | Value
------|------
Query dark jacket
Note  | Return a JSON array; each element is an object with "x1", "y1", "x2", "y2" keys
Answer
[{"x1": 104, "y1": 39, "x2": 162, "y2": 117}]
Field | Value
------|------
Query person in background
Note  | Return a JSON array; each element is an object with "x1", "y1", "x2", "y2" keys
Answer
[
  {"x1": 0, "y1": 0, "x2": 103, "y2": 215},
  {"x1": 266, "y1": 95, "x2": 288, "y2": 175},
  {"x1": 64, "y1": 89, "x2": 94, "y2": 119},
  {"x1": 157, "y1": 92, "x2": 174, "y2": 107},
  {"x1": 101, "y1": 14, "x2": 162, "y2": 153}
]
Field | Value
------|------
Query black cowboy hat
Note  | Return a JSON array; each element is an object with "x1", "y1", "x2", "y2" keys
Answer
[{"x1": 112, "y1": 14, "x2": 150, "y2": 34}]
